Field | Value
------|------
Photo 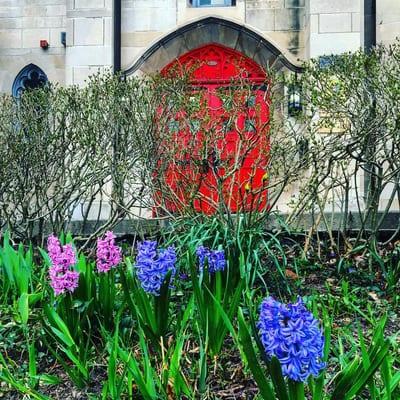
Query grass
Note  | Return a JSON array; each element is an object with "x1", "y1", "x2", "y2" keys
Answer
[{"x1": 0, "y1": 226, "x2": 399, "y2": 399}]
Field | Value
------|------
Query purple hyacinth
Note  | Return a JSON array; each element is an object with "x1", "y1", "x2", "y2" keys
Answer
[
  {"x1": 135, "y1": 241, "x2": 176, "y2": 296},
  {"x1": 96, "y1": 231, "x2": 122, "y2": 273},
  {"x1": 196, "y1": 245, "x2": 226, "y2": 273},
  {"x1": 47, "y1": 235, "x2": 79, "y2": 296},
  {"x1": 257, "y1": 297, "x2": 326, "y2": 382}
]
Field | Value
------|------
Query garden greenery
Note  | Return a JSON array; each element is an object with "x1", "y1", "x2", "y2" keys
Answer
[{"x1": 0, "y1": 43, "x2": 399, "y2": 399}]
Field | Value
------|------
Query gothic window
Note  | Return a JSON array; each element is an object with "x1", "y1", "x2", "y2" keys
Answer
[
  {"x1": 189, "y1": 0, "x2": 235, "y2": 7},
  {"x1": 12, "y1": 64, "x2": 48, "y2": 97}
]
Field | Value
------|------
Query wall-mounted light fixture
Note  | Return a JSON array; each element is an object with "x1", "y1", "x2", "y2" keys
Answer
[
  {"x1": 61, "y1": 32, "x2": 66, "y2": 47},
  {"x1": 288, "y1": 73, "x2": 302, "y2": 117},
  {"x1": 40, "y1": 40, "x2": 49, "y2": 50}
]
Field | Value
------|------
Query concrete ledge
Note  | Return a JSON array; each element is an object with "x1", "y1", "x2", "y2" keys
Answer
[{"x1": 7, "y1": 211, "x2": 399, "y2": 240}]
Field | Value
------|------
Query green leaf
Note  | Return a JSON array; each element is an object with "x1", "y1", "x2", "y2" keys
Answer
[
  {"x1": 237, "y1": 308, "x2": 276, "y2": 400},
  {"x1": 344, "y1": 341, "x2": 390, "y2": 399},
  {"x1": 288, "y1": 380, "x2": 305, "y2": 400},
  {"x1": 269, "y1": 357, "x2": 289, "y2": 400},
  {"x1": 18, "y1": 293, "x2": 29, "y2": 325}
]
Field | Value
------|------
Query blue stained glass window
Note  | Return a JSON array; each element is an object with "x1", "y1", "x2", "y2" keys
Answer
[{"x1": 12, "y1": 64, "x2": 48, "y2": 98}]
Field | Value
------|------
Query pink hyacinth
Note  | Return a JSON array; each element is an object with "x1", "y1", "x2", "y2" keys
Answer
[
  {"x1": 47, "y1": 235, "x2": 79, "y2": 296},
  {"x1": 96, "y1": 231, "x2": 122, "y2": 273}
]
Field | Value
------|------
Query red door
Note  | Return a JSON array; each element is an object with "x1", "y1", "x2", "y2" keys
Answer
[{"x1": 157, "y1": 44, "x2": 269, "y2": 215}]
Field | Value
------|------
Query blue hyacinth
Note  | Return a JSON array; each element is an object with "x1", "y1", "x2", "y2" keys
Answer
[
  {"x1": 257, "y1": 297, "x2": 326, "y2": 382},
  {"x1": 196, "y1": 245, "x2": 226, "y2": 273},
  {"x1": 135, "y1": 241, "x2": 176, "y2": 295}
]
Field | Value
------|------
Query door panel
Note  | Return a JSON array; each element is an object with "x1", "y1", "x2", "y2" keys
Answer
[{"x1": 157, "y1": 44, "x2": 269, "y2": 215}]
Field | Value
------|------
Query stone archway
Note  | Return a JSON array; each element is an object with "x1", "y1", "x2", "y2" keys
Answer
[{"x1": 123, "y1": 16, "x2": 302, "y2": 77}]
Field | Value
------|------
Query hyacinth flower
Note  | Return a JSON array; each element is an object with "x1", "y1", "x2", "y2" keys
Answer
[
  {"x1": 237, "y1": 297, "x2": 391, "y2": 400},
  {"x1": 196, "y1": 245, "x2": 226, "y2": 273},
  {"x1": 47, "y1": 235, "x2": 79, "y2": 296},
  {"x1": 94, "y1": 231, "x2": 123, "y2": 330},
  {"x1": 120, "y1": 240, "x2": 177, "y2": 347},
  {"x1": 96, "y1": 231, "x2": 122, "y2": 273},
  {"x1": 190, "y1": 245, "x2": 243, "y2": 357},
  {"x1": 135, "y1": 240, "x2": 176, "y2": 295},
  {"x1": 257, "y1": 297, "x2": 326, "y2": 383}
]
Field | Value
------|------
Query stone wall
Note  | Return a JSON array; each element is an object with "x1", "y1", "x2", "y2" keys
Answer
[
  {"x1": 0, "y1": 0, "x2": 66, "y2": 92},
  {"x1": 65, "y1": 0, "x2": 112, "y2": 85},
  {"x1": 121, "y1": 0, "x2": 306, "y2": 73},
  {"x1": 245, "y1": 0, "x2": 305, "y2": 59},
  {"x1": 377, "y1": 0, "x2": 400, "y2": 45},
  {"x1": 307, "y1": 0, "x2": 361, "y2": 58}
]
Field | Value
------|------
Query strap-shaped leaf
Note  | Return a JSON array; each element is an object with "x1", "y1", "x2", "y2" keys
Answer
[
  {"x1": 237, "y1": 308, "x2": 276, "y2": 400},
  {"x1": 270, "y1": 357, "x2": 290, "y2": 400},
  {"x1": 344, "y1": 341, "x2": 390, "y2": 399}
]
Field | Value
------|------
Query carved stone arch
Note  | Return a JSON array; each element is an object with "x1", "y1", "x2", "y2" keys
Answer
[
  {"x1": 12, "y1": 64, "x2": 48, "y2": 97},
  {"x1": 123, "y1": 16, "x2": 302, "y2": 76}
]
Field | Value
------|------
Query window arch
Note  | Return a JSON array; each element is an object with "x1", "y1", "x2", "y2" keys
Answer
[{"x1": 12, "y1": 64, "x2": 48, "y2": 97}]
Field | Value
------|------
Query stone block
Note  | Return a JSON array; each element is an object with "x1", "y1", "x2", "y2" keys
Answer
[
  {"x1": 0, "y1": 17, "x2": 22, "y2": 29},
  {"x1": 309, "y1": 13, "x2": 318, "y2": 33},
  {"x1": 0, "y1": 7, "x2": 22, "y2": 18},
  {"x1": 75, "y1": 0, "x2": 105, "y2": 8},
  {"x1": 66, "y1": 17, "x2": 73, "y2": 46},
  {"x1": 319, "y1": 13, "x2": 352, "y2": 33},
  {"x1": 0, "y1": 69, "x2": 13, "y2": 93},
  {"x1": 23, "y1": 6, "x2": 45, "y2": 17},
  {"x1": 163, "y1": 35, "x2": 189, "y2": 60},
  {"x1": 74, "y1": 17, "x2": 104, "y2": 46},
  {"x1": 309, "y1": 0, "x2": 360, "y2": 14},
  {"x1": 235, "y1": 30, "x2": 260, "y2": 58},
  {"x1": 177, "y1": 0, "x2": 245, "y2": 25},
  {"x1": 285, "y1": 0, "x2": 305, "y2": 7},
  {"x1": 67, "y1": 45, "x2": 112, "y2": 66},
  {"x1": 45, "y1": 5, "x2": 66, "y2": 16},
  {"x1": 67, "y1": 9, "x2": 112, "y2": 18},
  {"x1": 377, "y1": 0, "x2": 400, "y2": 24},
  {"x1": 351, "y1": 12, "x2": 360, "y2": 31},
  {"x1": 266, "y1": 29, "x2": 305, "y2": 55},
  {"x1": 0, "y1": 29, "x2": 22, "y2": 48},
  {"x1": 217, "y1": 24, "x2": 240, "y2": 49},
  {"x1": 309, "y1": 32, "x2": 360, "y2": 57},
  {"x1": 0, "y1": 0, "x2": 23, "y2": 6},
  {"x1": 122, "y1": 7, "x2": 176, "y2": 31},
  {"x1": 23, "y1": 5, "x2": 65, "y2": 17},
  {"x1": 246, "y1": 0, "x2": 284, "y2": 9},
  {"x1": 121, "y1": 31, "x2": 162, "y2": 47},
  {"x1": 121, "y1": 46, "x2": 143, "y2": 70},
  {"x1": 139, "y1": 45, "x2": 170, "y2": 73},
  {"x1": 124, "y1": 0, "x2": 176, "y2": 7},
  {"x1": 182, "y1": 23, "x2": 217, "y2": 50},
  {"x1": 50, "y1": 27, "x2": 65, "y2": 47},
  {"x1": 24, "y1": 0, "x2": 65, "y2": 4},
  {"x1": 22, "y1": 28, "x2": 49, "y2": 48},
  {"x1": 377, "y1": 22, "x2": 400, "y2": 45},
  {"x1": 245, "y1": 9, "x2": 275, "y2": 31},
  {"x1": 275, "y1": 7, "x2": 305, "y2": 30},
  {"x1": 104, "y1": 17, "x2": 112, "y2": 46},
  {"x1": 22, "y1": 16, "x2": 64, "y2": 28},
  {"x1": 73, "y1": 66, "x2": 105, "y2": 86},
  {"x1": 65, "y1": 65, "x2": 73, "y2": 84}
]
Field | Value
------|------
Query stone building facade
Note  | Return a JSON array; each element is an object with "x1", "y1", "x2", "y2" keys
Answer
[
  {"x1": 0, "y1": 0, "x2": 399, "y2": 224},
  {"x1": 0, "y1": 0, "x2": 399, "y2": 92}
]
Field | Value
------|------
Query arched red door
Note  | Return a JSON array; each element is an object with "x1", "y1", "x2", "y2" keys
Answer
[{"x1": 158, "y1": 43, "x2": 269, "y2": 215}]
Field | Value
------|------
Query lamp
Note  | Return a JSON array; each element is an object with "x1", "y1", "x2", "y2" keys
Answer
[{"x1": 288, "y1": 74, "x2": 302, "y2": 117}]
